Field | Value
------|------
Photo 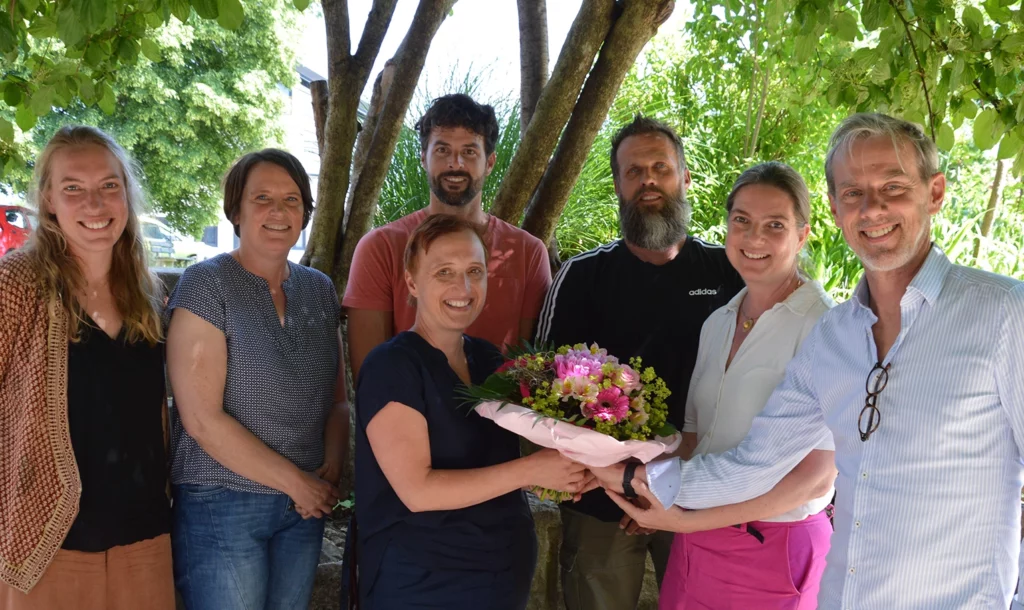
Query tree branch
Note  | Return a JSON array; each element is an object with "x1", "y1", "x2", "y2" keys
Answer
[
  {"x1": 303, "y1": 0, "x2": 397, "y2": 278},
  {"x1": 352, "y1": 0, "x2": 399, "y2": 82},
  {"x1": 334, "y1": 0, "x2": 457, "y2": 293},
  {"x1": 972, "y1": 158, "x2": 1004, "y2": 263},
  {"x1": 520, "y1": 0, "x2": 677, "y2": 244},
  {"x1": 323, "y1": 0, "x2": 351, "y2": 78},
  {"x1": 890, "y1": 0, "x2": 935, "y2": 141},
  {"x1": 517, "y1": 0, "x2": 550, "y2": 133},
  {"x1": 343, "y1": 60, "x2": 395, "y2": 234},
  {"x1": 489, "y1": 0, "x2": 617, "y2": 224}
]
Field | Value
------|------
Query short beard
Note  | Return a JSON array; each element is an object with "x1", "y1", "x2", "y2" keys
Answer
[
  {"x1": 618, "y1": 185, "x2": 691, "y2": 250},
  {"x1": 429, "y1": 171, "x2": 483, "y2": 208}
]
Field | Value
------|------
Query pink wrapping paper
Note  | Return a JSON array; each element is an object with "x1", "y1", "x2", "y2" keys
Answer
[{"x1": 475, "y1": 400, "x2": 682, "y2": 468}]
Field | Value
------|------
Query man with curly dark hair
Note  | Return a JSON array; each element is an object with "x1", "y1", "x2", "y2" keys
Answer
[{"x1": 344, "y1": 94, "x2": 551, "y2": 381}]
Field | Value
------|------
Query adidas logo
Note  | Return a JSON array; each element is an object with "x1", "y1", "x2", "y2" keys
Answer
[{"x1": 689, "y1": 288, "x2": 718, "y2": 296}]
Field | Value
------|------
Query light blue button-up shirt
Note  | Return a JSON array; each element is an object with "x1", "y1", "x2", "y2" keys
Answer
[{"x1": 648, "y1": 245, "x2": 1024, "y2": 609}]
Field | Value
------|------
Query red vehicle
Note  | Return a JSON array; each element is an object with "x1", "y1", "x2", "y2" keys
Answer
[{"x1": 0, "y1": 205, "x2": 36, "y2": 257}]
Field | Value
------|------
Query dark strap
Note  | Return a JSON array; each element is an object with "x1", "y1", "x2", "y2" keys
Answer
[
  {"x1": 733, "y1": 522, "x2": 765, "y2": 544},
  {"x1": 339, "y1": 514, "x2": 359, "y2": 610}
]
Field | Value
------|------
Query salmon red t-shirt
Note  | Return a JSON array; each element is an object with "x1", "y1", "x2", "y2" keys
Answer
[{"x1": 342, "y1": 209, "x2": 552, "y2": 351}]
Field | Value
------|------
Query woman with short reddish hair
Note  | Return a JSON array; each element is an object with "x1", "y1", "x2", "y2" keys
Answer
[{"x1": 353, "y1": 214, "x2": 589, "y2": 609}]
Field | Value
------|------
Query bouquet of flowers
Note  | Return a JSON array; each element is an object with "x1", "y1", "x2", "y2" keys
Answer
[{"x1": 462, "y1": 342, "x2": 680, "y2": 501}]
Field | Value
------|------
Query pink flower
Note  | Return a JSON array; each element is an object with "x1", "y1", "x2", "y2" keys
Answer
[
  {"x1": 608, "y1": 365, "x2": 641, "y2": 395},
  {"x1": 554, "y1": 376, "x2": 599, "y2": 402},
  {"x1": 583, "y1": 386, "x2": 630, "y2": 422},
  {"x1": 554, "y1": 354, "x2": 604, "y2": 382}
]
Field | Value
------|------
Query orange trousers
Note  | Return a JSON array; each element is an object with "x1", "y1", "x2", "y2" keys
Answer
[{"x1": 0, "y1": 534, "x2": 174, "y2": 610}]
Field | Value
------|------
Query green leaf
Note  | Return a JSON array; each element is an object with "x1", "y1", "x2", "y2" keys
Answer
[
  {"x1": 191, "y1": 0, "x2": 219, "y2": 20},
  {"x1": 0, "y1": 118, "x2": 13, "y2": 144},
  {"x1": 144, "y1": 10, "x2": 165, "y2": 28},
  {"x1": 937, "y1": 123, "x2": 955, "y2": 151},
  {"x1": 141, "y1": 38, "x2": 162, "y2": 62},
  {"x1": 117, "y1": 38, "x2": 140, "y2": 63},
  {"x1": 950, "y1": 57, "x2": 965, "y2": 89},
  {"x1": 15, "y1": 105, "x2": 36, "y2": 131},
  {"x1": 84, "y1": 43, "x2": 108, "y2": 67},
  {"x1": 962, "y1": 6, "x2": 984, "y2": 35},
  {"x1": 997, "y1": 130, "x2": 1022, "y2": 160},
  {"x1": 3, "y1": 83, "x2": 23, "y2": 107},
  {"x1": 0, "y1": 13, "x2": 15, "y2": 54},
  {"x1": 985, "y1": 0, "x2": 1012, "y2": 21},
  {"x1": 834, "y1": 11, "x2": 860, "y2": 41},
  {"x1": 73, "y1": 0, "x2": 113, "y2": 31},
  {"x1": 216, "y1": 0, "x2": 243, "y2": 29},
  {"x1": 794, "y1": 34, "x2": 817, "y2": 62},
  {"x1": 28, "y1": 16, "x2": 58, "y2": 38},
  {"x1": 78, "y1": 77, "x2": 96, "y2": 103},
  {"x1": 56, "y1": 4, "x2": 86, "y2": 47},
  {"x1": 973, "y1": 108, "x2": 998, "y2": 150},
  {"x1": 98, "y1": 84, "x2": 116, "y2": 115},
  {"x1": 30, "y1": 86, "x2": 53, "y2": 116},
  {"x1": 1016, "y1": 94, "x2": 1024, "y2": 123},
  {"x1": 1002, "y1": 32, "x2": 1024, "y2": 53},
  {"x1": 293, "y1": 0, "x2": 310, "y2": 10},
  {"x1": 170, "y1": 0, "x2": 190, "y2": 22},
  {"x1": 861, "y1": 0, "x2": 890, "y2": 31}
]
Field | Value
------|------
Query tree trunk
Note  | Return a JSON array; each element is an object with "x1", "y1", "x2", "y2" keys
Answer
[
  {"x1": 310, "y1": 80, "x2": 329, "y2": 157},
  {"x1": 303, "y1": 0, "x2": 398, "y2": 279},
  {"x1": 520, "y1": 0, "x2": 677, "y2": 245},
  {"x1": 489, "y1": 0, "x2": 618, "y2": 224},
  {"x1": 517, "y1": 0, "x2": 549, "y2": 134},
  {"x1": 334, "y1": 0, "x2": 457, "y2": 294},
  {"x1": 973, "y1": 158, "x2": 1004, "y2": 263},
  {"x1": 343, "y1": 60, "x2": 396, "y2": 234}
]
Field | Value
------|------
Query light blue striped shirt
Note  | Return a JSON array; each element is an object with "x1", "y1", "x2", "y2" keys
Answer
[{"x1": 648, "y1": 245, "x2": 1024, "y2": 609}]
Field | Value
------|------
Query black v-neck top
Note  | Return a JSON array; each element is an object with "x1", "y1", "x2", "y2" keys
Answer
[
  {"x1": 355, "y1": 332, "x2": 534, "y2": 584},
  {"x1": 62, "y1": 320, "x2": 171, "y2": 552}
]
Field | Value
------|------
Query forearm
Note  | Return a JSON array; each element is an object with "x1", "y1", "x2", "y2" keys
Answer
[
  {"x1": 400, "y1": 458, "x2": 535, "y2": 513},
  {"x1": 185, "y1": 410, "x2": 301, "y2": 495},
  {"x1": 665, "y1": 449, "x2": 835, "y2": 531}
]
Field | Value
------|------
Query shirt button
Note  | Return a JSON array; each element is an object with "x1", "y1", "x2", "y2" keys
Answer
[
  {"x1": 855, "y1": 521, "x2": 861, "y2": 527},
  {"x1": 849, "y1": 567, "x2": 856, "y2": 574},
  {"x1": 861, "y1": 472, "x2": 868, "y2": 478}
]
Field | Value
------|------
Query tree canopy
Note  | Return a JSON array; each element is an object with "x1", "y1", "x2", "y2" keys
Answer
[{"x1": 1, "y1": 0, "x2": 303, "y2": 235}]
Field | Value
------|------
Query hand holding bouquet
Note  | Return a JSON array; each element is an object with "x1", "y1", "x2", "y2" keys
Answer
[{"x1": 462, "y1": 343, "x2": 680, "y2": 501}]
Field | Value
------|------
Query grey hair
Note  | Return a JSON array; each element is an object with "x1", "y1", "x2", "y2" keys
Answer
[
  {"x1": 726, "y1": 161, "x2": 811, "y2": 228},
  {"x1": 824, "y1": 113, "x2": 939, "y2": 196}
]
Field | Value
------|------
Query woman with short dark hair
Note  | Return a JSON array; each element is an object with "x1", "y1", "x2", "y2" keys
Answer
[
  {"x1": 354, "y1": 214, "x2": 590, "y2": 609},
  {"x1": 166, "y1": 149, "x2": 347, "y2": 609}
]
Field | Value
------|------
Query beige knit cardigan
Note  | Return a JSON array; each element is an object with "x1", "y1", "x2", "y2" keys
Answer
[{"x1": 0, "y1": 251, "x2": 81, "y2": 593}]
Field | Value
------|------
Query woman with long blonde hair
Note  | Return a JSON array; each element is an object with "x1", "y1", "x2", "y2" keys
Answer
[{"x1": 0, "y1": 125, "x2": 174, "y2": 610}]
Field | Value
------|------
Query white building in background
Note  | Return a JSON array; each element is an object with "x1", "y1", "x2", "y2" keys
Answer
[{"x1": 201, "y1": 64, "x2": 367, "y2": 262}]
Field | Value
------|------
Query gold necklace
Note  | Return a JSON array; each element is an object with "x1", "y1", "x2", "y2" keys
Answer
[{"x1": 740, "y1": 278, "x2": 804, "y2": 333}]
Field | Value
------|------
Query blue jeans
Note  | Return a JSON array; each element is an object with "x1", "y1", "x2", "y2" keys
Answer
[{"x1": 172, "y1": 484, "x2": 325, "y2": 610}]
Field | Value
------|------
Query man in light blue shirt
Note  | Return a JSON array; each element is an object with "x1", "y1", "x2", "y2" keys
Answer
[{"x1": 592, "y1": 113, "x2": 1024, "y2": 609}]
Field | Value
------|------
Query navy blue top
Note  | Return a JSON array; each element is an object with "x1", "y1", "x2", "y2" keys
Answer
[
  {"x1": 355, "y1": 331, "x2": 533, "y2": 580},
  {"x1": 166, "y1": 253, "x2": 340, "y2": 493}
]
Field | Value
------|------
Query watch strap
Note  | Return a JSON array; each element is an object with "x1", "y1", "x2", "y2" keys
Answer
[{"x1": 622, "y1": 462, "x2": 639, "y2": 499}]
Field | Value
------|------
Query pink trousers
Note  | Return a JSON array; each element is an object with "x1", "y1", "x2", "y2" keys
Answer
[{"x1": 659, "y1": 510, "x2": 832, "y2": 610}]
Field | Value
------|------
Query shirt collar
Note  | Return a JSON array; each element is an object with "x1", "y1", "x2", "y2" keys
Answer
[
  {"x1": 725, "y1": 280, "x2": 831, "y2": 315},
  {"x1": 852, "y1": 243, "x2": 952, "y2": 309}
]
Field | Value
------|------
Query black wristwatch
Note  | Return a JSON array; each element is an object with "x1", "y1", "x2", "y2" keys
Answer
[{"x1": 622, "y1": 462, "x2": 639, "y2": 499}]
